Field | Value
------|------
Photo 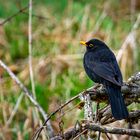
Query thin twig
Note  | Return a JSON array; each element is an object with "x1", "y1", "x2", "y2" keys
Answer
[
  {"x1": 32, "y1": 94, "x2": 80, "y2": 140},
  {"x1": 28, "y1": 1, "x2": 47, "y2": 139},
  {"x1": 85, "y1": 123, "x2": 140, "y2": 138},
  {"x1": 72, "y1": 129, "x2": 87, "y2": 140},
  {"x1": 33, "y1": 73, "x2": 140, "y2": 139},
  {"x1": 98, "y1": 131, "x2": 101, "y2": 140},
  {"x1": 6, "y1": 92, "x2": 24, "y2": 126},
  {"x1": 28, "y1": 0, "x2": 36, "y2": 98},
  {"x1": 56, "y1": 103, "x2": 80, "y2": 120},
  {"x1": 0, "y1": 5, "x2": 29, "y2": 26},
  {"x1": 51, "y1": 122, "x2": 140, "y2": 140},
  {"x1": 80, "y1": 92, "x2": 93, "y2": 140},
  {"x1": 104, "y1": 133, "x2": 111, "y2": 140},
  {"x1": 0, "y1": 60, "x2": 54, "y2": 137},
  {"x1": 22, "y1": 11, "x2": 49, "y2": 20},
  {"x1": 94, "y1": 102, "x2": 99, "y2": 123}
]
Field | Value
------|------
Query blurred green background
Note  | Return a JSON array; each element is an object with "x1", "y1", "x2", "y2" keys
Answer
[{"x1": 0, "y1": 0, "x2": 140, "y2": 139}]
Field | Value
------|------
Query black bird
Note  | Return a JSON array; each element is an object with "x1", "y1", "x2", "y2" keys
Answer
[{"x1": 80, "y1": 39, "x2": 129, "y2": 120}]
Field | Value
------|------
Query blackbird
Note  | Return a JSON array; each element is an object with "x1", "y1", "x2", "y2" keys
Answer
[{"x1": 80, "y1": 38, "x2": 129, "y2": 120}]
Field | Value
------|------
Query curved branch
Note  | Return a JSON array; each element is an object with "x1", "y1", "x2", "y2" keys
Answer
[
  {"x1": 0, "y1": 60, "x2": 54, "y2": 137},
  {"x1": 51, "y1": 121, "x2": 140, "y2": 140},
  {"x1": 32, "y1": 72, "x2": 140, "y2": 139},
  {"x1": 85, "y1": 123, "x2": 140, "y2": 138}
]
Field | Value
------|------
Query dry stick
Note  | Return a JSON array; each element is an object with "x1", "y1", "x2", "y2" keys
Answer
[
  {"x1": 28, "y1": 1, "x2": 47, "y2": 139},
  {"x1": 0, "y1": 60, "x2": 54, "y2": 137},
  {"x1": 32, "y1": 94, "x2": 81, "y2": 140},
  {"x1": 80, "y1": 92, "x2": 94, "y2": 140},
  {"x1": 22, "y1": 11, "x2": 49, "y2": 20},
  {"x1": 32, "y1": 87, "x2": 97, "y2": 139},
  {"x1": 33, "y1": 72, "x2": 140, "y2": 139},
  {"x1": 29, "y1": 0, "x2": 36, "y2": 99},
  {"x1": 6, "y1": 92, "x2": 24, "y2": 126},
  {"x1": 50, "y1": 122, "x2": 140, "y2": 140},
  {"x1": 33, "y1": 73, "x2": 140, "y2": 139},
  {"x1": 104, "y1": 133, "x2": 111, "y2": 140},
  {"x1": 117, "y1": 14, "x2": 140, "y2": 62},
  {"x1": 94, "y1": 102, "x2": 99, "y2": 123},
  {"x1": 0, "y1": 5, "x2": 29, "y2": 26},
  {"x1": 56, "y1": 103, "x2": 80, "y2": 121},
  {"x1": 98, "y1": 131, "x2": 101, "y2": 140},
  {"x1": 101, "y1": 109, "x2": 140, "y2": 126},
  {"x1": 85, "y1": 123, "x2": 140, "y2": 138},
  {"x1": 0, "y1": 0, "x2": 37, "y2": 26},
  {"x1": 0, "y1": 77, "x2": 7, "y2": 124},
  {"x1": 72, "y1": 129, "x2": 87, "y2": 140}
]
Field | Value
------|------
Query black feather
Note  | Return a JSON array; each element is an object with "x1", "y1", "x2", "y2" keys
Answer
[
  {"x1": 83, "y1": 38, "x2": 129, "y2": 120},
  {"x1": 105, "y1": 84, "x2": 128, "y2": 120}
]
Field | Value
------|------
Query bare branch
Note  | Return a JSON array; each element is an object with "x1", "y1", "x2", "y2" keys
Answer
[
  {"x1": 32, "y1": 94, "x2": 80, "y2": 140},
  {"x1": 28, "y1": 0, "x2": 36, "y2": 98},
  {"x1": 80, "y1": 93, "x2": 94, "y2": 140},
  {"x1": 0, "y1": 5, "x2": 29, "y2": 26},
  {"x1": 6, "y1": 93, "x2": 24, "y2": 126},
  {"x1": 51, "y1": 122, "x2": 140, "y2": 140},
  {"x1": 85, "y1": 123, "x2": 140, "y2": 138},
  {"x1": 32, "y1": 72, "x2": 140, "y2": 139},
  {"x1": 0, "y1": 60, "x2": 54, "y2": 137}
]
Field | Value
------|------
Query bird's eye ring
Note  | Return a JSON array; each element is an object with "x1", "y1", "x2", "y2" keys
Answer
[{"x1": 89, "y1": 44, "x2": 93, "y2": 47}]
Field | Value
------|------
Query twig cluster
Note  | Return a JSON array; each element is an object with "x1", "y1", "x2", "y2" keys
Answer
[
  {"x1": 51, "y1": 122, "x2": 140, "y2": 140},
  {"x1": 0, "y1": 60, "x2": 54, "y2": 137},
  {"x1": 32, "y1": 72, "x2": 140, "y2": 139}
]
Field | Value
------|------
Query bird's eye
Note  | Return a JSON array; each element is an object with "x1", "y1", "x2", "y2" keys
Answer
[{"x1": 89, "y1": 44, "x2": 94, "y2": 47}]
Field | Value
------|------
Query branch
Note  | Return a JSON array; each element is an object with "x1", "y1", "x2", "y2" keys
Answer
[
  {"x1": 0, "y1": 60, "x2": 54, "y2": 137},
  {"x1": 87, "y1": 82, "x2": 140, "y2": 104},
  {"x1": 99, "y1": 109, "x2": 140, "y2": 125},
  {"x1": 80, "y1": 92, "x2": 94, "y2": 140},
  {"x1": 51, "y1": 122, "x2": 140, "y2": 140},
  {"x1": 50, "y1": 127, "x2": 80, "y2": 140},
  {"x1": 32, "y1": 94, "x2": 80, "y2": 139},
  {"x1": 0, "y1": 2, "x2": 49, "y2": 26},
  {"x1": 86, "y1": 123, "x2": 140, "y2": 138},
  {"x1": 0, "y1": 5, "x2": 29, "y2": 26},
  {"x1": 6, "y1": 93, "x2": 24, "y2": 126}
]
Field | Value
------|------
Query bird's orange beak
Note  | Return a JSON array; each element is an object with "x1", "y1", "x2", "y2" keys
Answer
[{"x1": 80, "y1": 41, "x2": 87, "y2": 46}]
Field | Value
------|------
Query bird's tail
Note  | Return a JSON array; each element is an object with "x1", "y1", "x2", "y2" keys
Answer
[{"x1": 106, "y1": 85, "x2": 129, "y2": 120}]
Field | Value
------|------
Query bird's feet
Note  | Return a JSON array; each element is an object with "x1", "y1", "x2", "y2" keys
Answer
[
  {"x1": 126, "y1": 118, "x2": 133, "y2": 129},
  {"x1": 92, "y1": 83, "x2": 101, "y2": 92}
]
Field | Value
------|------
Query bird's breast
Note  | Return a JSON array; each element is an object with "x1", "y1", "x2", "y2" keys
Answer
[{"x1": 83, "y1": 55, "x2": 102, "y2": 83}]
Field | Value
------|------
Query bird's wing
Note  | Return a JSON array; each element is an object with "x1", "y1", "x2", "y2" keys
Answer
[{"x1": 85, "y1": 55, "x2": 122, "y2": 86}]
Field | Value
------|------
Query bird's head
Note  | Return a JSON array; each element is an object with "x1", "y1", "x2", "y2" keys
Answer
[{"x1": 80, "y1": 38, "x2": 107, "y2": 51}]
